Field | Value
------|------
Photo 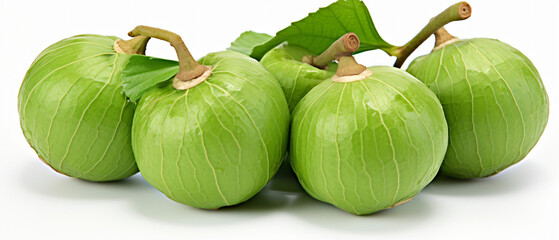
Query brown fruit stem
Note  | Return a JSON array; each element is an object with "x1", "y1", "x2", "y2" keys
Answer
[
  {"x1": 114, "y1": 36, "x2": 151, "y2": 55},
  {"x1": 433, "y1": 27, "x2": 459, "y2": 51},
  {"x1": 389, "y1": 1, "x2": 471, "y2": 68},
  {"x1": 335, "y1": 56, "x2": 367, "y2": 77},
  {"x1": 128, "y1": 25, "x2": 210, "y2": 90},
  {"x1": 302, "y1": 32, "x2": 360, "y2": 69}
]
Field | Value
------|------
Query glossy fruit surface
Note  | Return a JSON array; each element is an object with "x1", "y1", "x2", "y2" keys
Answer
[
  {"x1": 18, "y1": 35, "x2": 138, "y2": 181},
  {"x1": 291, "y1": 66, "x2": 448, "y2": 215},
  {"x1": 132, "y1": 51, "x2": 290, "y2": 209},
  {"x1": 407, "y1": 38, "x2": 549, "y2": 178}
]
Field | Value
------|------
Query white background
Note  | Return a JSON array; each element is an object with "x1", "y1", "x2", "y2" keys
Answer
[{"x1": 1, "y1": 0, "x2": 557, "y2": 239}]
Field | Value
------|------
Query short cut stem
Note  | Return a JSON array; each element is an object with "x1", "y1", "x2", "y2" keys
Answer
[
  {"x1": 390, "y1": 1, "x2": 471, "y2": 68},
  {"x1": 128, "y1": 25, "x2": 208, "y2": 86},
  {"x1": 335, "y1": 56, "x2": 367, "y2": 77},
  {"x1": 302, "y1": 32, "x2": 360, "y2": 69},
  {"x1": 114, "y1": 36, "x2": 150, "y2": 55},
  {"x1": 433, "y1": 27, "x2": 459, "y2": 51}
]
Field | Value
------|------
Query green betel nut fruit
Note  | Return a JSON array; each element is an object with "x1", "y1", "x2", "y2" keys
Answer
[
  {"x1": 18, "y1": 34, "x2": 150, "y2": 181},
  {"x1": 260, "y1": 44, "x2": 337, "y2": 112},
  {"x1": 407, "y1": 28, "x2": 549, "y2": 179},
  {"x1": 128, "y1": 26, "x2": 290, "y2": 209},
  {"x1": 291, "y1": 42, "x2": 448, "y2": 215}
]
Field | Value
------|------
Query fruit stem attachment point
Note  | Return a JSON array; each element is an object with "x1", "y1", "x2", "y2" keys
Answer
[
  {"x1": 302, "y1": 32, "x2": 360, "y2": 69},
  {"x1": 331, "y1": 55, "x2": 371, "y2": 83},
  {"x1": 114, "y1": 36, "x2": 150, "y2": 55},
  {"x1": 391, "y1": 1, "x2": 471, "y2": 68},
  {"x1": 336, "y1": 56, "x2": 367, "y2": 77},
  {"x1": 128, "y1": 25, "x2": 209, "y2": 90},
  {"x1": 433, "y1": 27, "x2": 459, "y2": 51}
]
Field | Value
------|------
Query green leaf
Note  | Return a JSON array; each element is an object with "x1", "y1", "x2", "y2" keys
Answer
[
  {"x1": 121, "y1": 55, "x2": 179, "y2": 102},
  {"x1": 227, "y1": 31, "x2": 273, "y2": 56},
  {"x1": 250, "y1": 0, "x2": 394, "y2": 60}
]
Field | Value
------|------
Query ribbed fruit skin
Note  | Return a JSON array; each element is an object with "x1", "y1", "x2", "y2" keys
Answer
[
  {"x1": 261, "y1": 44, "x2": 337, "y2": 112},
  {"x1": 132, "y1": 51, "x2": 290, "y2": 209},
  {"x1": 407, "y1": 38, "x2": 549, "y2": 179},
  {"x1": 18, "y1": 35, "x2": 138, "y2": 181},
  {"x1": 291, "y1": 66, "x2": 448, "y2": 215}
]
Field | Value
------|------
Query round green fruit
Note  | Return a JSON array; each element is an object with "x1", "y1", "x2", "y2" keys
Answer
[
  {"x1": 260, "y1": 44, "x2": 337, "y2": 111},
  {"x1": 132, "y1": 51, "x2": 290, "y2": 209},
  {"x1": 407, "y1": 37, "x2": 549, "y2": 179},
  {"x1": 291, "y1": 64, "x2": 448, "y2": 215},
  {"x1": 18, "y1": 34, "x2": 147, "y2": 181}
]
